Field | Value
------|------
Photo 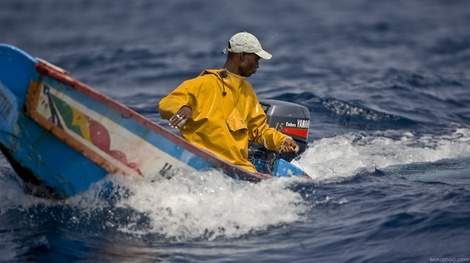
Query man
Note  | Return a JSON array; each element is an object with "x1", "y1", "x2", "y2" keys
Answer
[{"x1": 159, "y1": 32, "x2": 298, "y2": 172}]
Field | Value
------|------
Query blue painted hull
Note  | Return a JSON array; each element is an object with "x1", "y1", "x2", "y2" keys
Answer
[{"x1": 0, "y1": 44, "x2": 307, "y2": 198}]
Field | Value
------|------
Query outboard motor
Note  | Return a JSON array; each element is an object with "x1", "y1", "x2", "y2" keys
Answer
[{"x1": 249, "y1": 99, "x2": 310, "y2": 175}]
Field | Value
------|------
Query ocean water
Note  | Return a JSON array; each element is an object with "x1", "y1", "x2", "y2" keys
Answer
[{"x1": 1, "y1": 0, "x2": 470, "y2": 262}]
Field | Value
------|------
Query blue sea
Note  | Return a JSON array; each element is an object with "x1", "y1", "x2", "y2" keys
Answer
[{"x1": 1, "y1": 0, "x2": 470, "y2": 262}]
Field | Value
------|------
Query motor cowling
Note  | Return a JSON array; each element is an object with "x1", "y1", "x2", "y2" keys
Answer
[{"x1": 249, "y1": 99, "x2": 310, "y2": 174}]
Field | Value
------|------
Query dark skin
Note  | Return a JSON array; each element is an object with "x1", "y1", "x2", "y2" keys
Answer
[
  {"x1": 169, "y1": 52, "x2": 299, "y2": 153},
  {"x1": 224, "y1": 52, "x2": 260, "y2": 77}
]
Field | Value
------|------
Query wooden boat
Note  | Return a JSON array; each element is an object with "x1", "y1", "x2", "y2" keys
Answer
[{"x1": 0, "y1": 44, "x2": 309, "y2": 199}]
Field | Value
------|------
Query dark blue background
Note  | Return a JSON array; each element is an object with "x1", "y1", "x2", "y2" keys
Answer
[{"x1": 1, "y1": 1, "x2": 470, "y2": 262}]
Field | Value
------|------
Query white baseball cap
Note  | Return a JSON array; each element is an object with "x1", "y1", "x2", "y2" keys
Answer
[{"x1": 223, "y1": 32, "x2": 272, "y2": 60}]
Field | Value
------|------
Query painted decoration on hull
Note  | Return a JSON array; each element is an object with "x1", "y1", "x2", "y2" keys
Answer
[
  {"x1": 26, "y1": 79, "x2": 192, "y2": 177},
  {"x1": 47, "y1": 85, "x2": 142, "y2": 175}
]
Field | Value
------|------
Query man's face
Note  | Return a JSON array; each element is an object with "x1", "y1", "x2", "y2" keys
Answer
[{"x1": 239, "y1": 53, "x2": 260, "y2": 77}]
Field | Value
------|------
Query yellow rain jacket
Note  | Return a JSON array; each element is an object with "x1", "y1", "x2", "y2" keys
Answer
[{"x1": 159, "y1": 69, "x2": 291, "y2": 172}]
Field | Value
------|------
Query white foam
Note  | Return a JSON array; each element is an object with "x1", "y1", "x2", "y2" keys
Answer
[
  {"x1": 3, "y1": 128, "x2": 469, "y2": 241},
  {"x1": 294, "y1": 128, "x2": 470, "y2": 182},
  {"x1": 111, "y1": 170, "x2": 308, "y2": 240}
]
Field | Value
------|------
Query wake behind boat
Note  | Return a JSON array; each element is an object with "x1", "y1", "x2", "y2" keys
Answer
[{"x1": 0, "y1": 44, "x2": 310, "y2": 199}]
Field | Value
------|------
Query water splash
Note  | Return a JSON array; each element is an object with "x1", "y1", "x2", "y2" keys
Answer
[
  {"x1": 113, "y1": 170, "x2": 309, "y2": 240},
  {"x1": 2, "y1": 128, "x2": 470, "y2": 243},
  {"x1": 295, "y1": 128, "x2": 470, "y2": 182}
]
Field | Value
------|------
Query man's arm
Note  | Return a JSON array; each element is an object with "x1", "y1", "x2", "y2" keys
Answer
[
  {"x1": 159, "y1": 82, "x2": 191, "y2": 120},
  {"x1": 247, "y1": 103, "x2": 299, "y2": 153}
]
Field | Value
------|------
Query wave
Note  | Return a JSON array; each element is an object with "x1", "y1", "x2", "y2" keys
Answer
[
  {"x1": 0, "y1": 167, "x2": 311, "y2": 242},
  {"x1": 1, "y1": 127, "x2": 470, "y2": 244},
  {"x1": 296, "y1": 128, "x2": 470, "y2": 183},
  {"x1": 271, "y1": 92, "x2": 421, "y2": 134}
]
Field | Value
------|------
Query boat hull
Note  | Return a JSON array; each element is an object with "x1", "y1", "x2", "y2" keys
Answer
[{"x1": 0, "y1": 44, "x2": 306, "y2": 198}]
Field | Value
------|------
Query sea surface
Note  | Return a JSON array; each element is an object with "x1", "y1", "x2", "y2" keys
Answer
[{"x1": 1, "y1": 0, "x2": 470, "y2": 262}]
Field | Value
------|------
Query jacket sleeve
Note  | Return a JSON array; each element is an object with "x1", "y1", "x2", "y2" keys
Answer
[
  {"x1": 247, "y1": 99, "x2": 291, "y2": 153},
  {"x1": 159, "y1": 80, "x2": 192, "y2": 120}
]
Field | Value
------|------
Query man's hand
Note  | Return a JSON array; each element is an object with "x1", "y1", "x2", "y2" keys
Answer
[
  {"x1": 280, "y1": 138, "x2": 299, "y2": 153},
  {"x1": 169, "y1": 106, "x2": 192, "y2": 128}
]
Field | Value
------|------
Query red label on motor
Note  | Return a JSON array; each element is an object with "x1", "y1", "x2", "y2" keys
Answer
[{"x1": 281, "y1": 127, "x2": 308, "y2": 139}]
